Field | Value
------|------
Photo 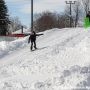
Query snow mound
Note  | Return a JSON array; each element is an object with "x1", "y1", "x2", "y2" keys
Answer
[
  {"x1": 0, "y1": 37, "x2": 28, "y2": 58},
  {"x1": 0, "y1": 28, "x2": 90, "y2": 90}
]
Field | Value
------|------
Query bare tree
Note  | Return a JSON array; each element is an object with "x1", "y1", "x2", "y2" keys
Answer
[
  {"x1": 33, "y1": 11, "x2": 57, "y2": 32},
  {"x1": 64, "y1": 5, "x2": 74, "y2": 27},
  {"x1": 82, "y1": 0, "x2": 90, "y2": 16},
  {"x1": 73, "y1": 0, "x2": 82, "y2": 27},
  {"x1": 9, "y1": 17, "x2": 23, "y2": 33}
]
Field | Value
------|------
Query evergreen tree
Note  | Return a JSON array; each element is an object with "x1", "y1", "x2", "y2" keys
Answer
[{"x1": 0, "y1": 0, "x2": 9, "y2": 35}]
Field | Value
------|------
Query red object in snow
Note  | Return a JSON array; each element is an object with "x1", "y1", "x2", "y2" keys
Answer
[
  {"x1": 0, "y1": 34, "x2": 27, "y2": 37},
  {"x1": 8, "y1": 34, "x2": 26, "y2": 37},
  {"x1": 0, "y1": 33, "x2": 31, "y2": 37}
]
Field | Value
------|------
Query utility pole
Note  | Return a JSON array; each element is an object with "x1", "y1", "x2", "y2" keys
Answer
[
  {"x1": 21, "y1": 26, "x2": 23, "y2": 34},
  {"x1": 65, "y1": 1, "x2": 76, "y2": 27},
  {"x1": 31, "y1": 0, "x2": 33, "y2": 31}
]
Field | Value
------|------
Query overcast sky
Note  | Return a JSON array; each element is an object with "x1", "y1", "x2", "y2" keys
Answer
[{"x1": 5, "y1": 0, "x2": 76, "y2": 27}]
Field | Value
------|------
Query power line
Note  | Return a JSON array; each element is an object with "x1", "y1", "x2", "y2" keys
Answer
[{"x1": 65, "y1": 1, "x2": 76, "y2": 27}]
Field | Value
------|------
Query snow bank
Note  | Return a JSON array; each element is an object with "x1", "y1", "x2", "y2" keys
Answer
[
  {"x1": 0, "y1": 28, "x2": 90, "y2": 90},
  {"x1": 0, "y1": 37, "x2": 28, "y2": 58}
]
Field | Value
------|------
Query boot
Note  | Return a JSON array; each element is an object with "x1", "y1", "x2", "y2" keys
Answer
[
  {"x1": 30, "y1": 46, "x2": 33, "y2": 51},
  {"x1": 34, "y1": 46, "x2": 37, "y2": 49}
]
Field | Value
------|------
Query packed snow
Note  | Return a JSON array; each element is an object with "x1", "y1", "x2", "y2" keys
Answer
[{"x1": 0, "y1": 28, "x2": 90, "y2": 90}]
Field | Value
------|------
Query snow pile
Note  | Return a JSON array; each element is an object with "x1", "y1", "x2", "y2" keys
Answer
[
  {"x1": 0, "y1": 36, "x2": 15, "y2": 42},
  {"x1": 0, "y1": 37, "x2": 28, "y2": 58},
  {"x1": 0, "y1": 28, "x2": 90, "y2": 90}
]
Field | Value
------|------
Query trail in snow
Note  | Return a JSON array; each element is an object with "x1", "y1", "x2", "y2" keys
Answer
[{"x1": 0, "y1": 28, "x2": 90, "y2": 90}]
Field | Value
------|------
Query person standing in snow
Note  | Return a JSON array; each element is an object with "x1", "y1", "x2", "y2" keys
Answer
[{"x1": 28, "y1": 31, "x2": 43, "y2": 51}]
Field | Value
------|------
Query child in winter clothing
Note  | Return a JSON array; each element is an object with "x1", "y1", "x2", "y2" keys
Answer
[{"x1": 28, "y1": 31, "x2": 43, "y2": 50}]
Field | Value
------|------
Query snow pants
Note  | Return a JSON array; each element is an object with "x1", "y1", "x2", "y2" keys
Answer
[{"x1": 30, "y1": 41, "x2": 37, "y2": 50}]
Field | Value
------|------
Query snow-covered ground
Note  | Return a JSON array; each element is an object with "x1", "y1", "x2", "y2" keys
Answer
[{"x1": 0, "y1": 28, "x2": 90, "y2": 90}]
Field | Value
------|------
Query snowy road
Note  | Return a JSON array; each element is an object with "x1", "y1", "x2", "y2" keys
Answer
[{"x1": 0, "y1": 28, "x2": 90, "y2": 90}]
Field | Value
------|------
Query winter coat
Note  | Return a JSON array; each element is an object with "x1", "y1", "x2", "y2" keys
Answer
[{"x1": 28, "y1": 31, "x2": 43, "y2": 43}]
